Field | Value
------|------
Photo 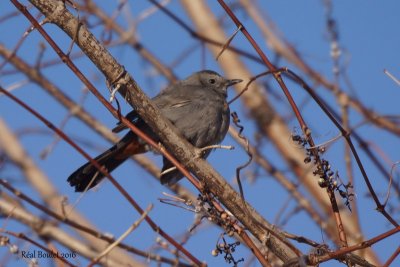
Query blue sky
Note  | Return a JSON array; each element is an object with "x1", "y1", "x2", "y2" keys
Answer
[{"x1": 1, "y1": 1, "x2": 400, "y2": 266}]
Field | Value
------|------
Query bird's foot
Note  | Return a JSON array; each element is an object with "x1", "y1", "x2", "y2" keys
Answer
[
  {"x1": 194, "y1": 144, "x2": 234, "y2": 158},
  {"x1": 160, "y1": 166, "x2": 177, "y2": 176}
]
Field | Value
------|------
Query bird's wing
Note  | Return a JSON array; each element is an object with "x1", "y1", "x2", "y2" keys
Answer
[{"x1": 111, "y1": 87, "x2": 193, "y2": 133}]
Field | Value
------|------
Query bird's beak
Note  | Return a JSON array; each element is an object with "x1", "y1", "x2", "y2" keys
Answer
[{"x1": 227, "y1": 79, "x2": 243, "y2": 87}]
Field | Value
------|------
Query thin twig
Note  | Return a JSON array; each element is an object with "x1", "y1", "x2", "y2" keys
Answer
[{"x1": 89, "y1": 204, "x2": 153, "y2": 266}]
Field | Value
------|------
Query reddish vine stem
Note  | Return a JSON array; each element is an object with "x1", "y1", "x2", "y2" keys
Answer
[
  {"x1": 284, "y1": 69, "x2": 398, "y2": 227},
  {"x1": 310, "y1": 225, "x2": 400, "y2": 265},
  {"x1": 216, "y1": 0, "x2": 348, "y2": 247},
  {"x1": 383, "y1": 245, "x2": 400, "y2": 267}
]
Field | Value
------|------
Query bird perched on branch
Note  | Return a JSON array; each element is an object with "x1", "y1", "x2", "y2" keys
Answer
[{"x1": 67, "y1": 70, "x2": 242, "y2": 192}]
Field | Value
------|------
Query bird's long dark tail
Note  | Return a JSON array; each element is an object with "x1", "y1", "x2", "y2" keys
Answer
[{"x1": 67, "y1": 132, "x2": 145, "y2": 192}]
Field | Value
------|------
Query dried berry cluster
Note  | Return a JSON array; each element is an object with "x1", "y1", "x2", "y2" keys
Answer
[
  {"x1": 197, "y1": 193, "x2": 237, "y2": 236},
  {"x1": 292, "y1": 134, "x2": 354, "y2": 210},
  {"x1": 197, "y1": 193, "x2": 244, "y2": 265},
  {"x1": 211, "y1": 236, "x2": 243, "y2": 266},
  {"x1": 0, "y1": 235, "x2": 38, "y2": 267}
]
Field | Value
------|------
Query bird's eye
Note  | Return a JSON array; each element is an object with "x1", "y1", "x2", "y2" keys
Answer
[{"x1": 209, "y1": 78, "x2": 216, "y2": 84}]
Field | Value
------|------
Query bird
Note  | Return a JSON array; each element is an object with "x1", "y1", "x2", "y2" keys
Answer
[{"x1": 67, "y1": 70, "x2": 242, "y2": 192}]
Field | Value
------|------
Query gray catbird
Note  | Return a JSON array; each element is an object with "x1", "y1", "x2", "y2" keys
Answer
[{"x1": 67, "y1": 70, "x2": 242, "y2": 192}]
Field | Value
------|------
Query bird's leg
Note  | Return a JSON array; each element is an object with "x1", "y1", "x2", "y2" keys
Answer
[{"x1": 194, "y1": 144, "x2": 235, "y2": 158}]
